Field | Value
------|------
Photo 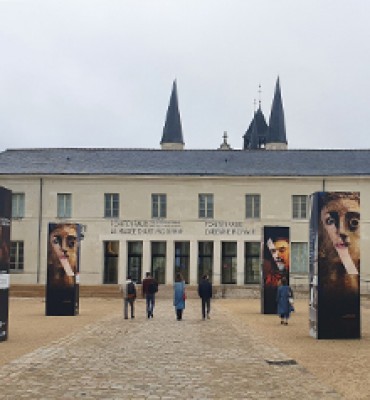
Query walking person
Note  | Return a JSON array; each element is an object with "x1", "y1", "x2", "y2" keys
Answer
[
  {"x1": 142, "y1": 272, "x2": 158, "y2": 319},
  {"x1": 173, "y1": 273, "x2": 186, "y2": 321},
  {"x1": 198, "y1": 274, "x2": 212, "y2": 320},
  {"x1": 276, "y1": 276, "x2": 293, "y2": 325},
  {"x1": 122, "y1": 275, "x2": 136, "y2": 319}
]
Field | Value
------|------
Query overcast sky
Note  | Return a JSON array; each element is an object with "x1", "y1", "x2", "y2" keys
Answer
[{"x1": 0, "y1": 0, "x2": 369, "y2": 151}]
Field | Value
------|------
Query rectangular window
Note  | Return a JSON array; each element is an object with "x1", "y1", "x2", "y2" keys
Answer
[
  {"x1": 199, "y1": 194, "x2": 214, "y2": 218},
  {"x1": 104, "y1": 193, "x2": 119, "y2": 218},
  {"x1": 246, "y1": 194, "x2": 260, "y2": 219},
  {"x1": 152, "y1": 194, "x2": 166, "y2": 218},
  {"x1": 127, "y1": 241, "x2": 142, "y2": 283},
  {"x1": 245, "y1": 242, "x2": 260, "y2": 284},
  {"x1": 292, "y1": 195, "x2": 308, "y2": 219},
  {"x1": 10, "y1": 241, "x2": 24, "y2": 272},
  {"x1": 12, "y1": 193, "x2": 25, "y2": 219},
  {"x1": 151, "y1": 241, "x2": 166, "y2": 284},
  {"x1": 221, "y1": 242, "x2": 237, "y2": 284},
  {"x1": 291, "y1": 242, "x2": 309, "y2": 274},
  {"x1": 57, "y1": 193, "x2": 72, "y2": 218},
  {"x1": 103, "y1": 241, "x2": 119, "y2": 284},
  {"x1": 175, "y1": 241, "x2": 190, "y2": 284},
  {"x1": 198, "y1": 241, "x2": 213, "y2": 283}
]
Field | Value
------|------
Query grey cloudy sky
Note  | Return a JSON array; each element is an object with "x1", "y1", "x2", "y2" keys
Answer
[{"x1": 0, "y1": 0, "x2": 369, "y2": 151}]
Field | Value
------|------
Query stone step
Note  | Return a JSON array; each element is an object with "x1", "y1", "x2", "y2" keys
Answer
[{"x1": 9, "y1": 284, "x2": 265, "y2": 299}]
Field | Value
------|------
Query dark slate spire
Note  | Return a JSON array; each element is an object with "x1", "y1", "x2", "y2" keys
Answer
[
  {"x1": 249, "y1": 116, "x2": 259, "y2": 150},
  {"x1": 267, "y1": 77, "x2": 287, "y2": 146},
  {"x1": 160, "y1": 80, "x2": 184, "y2": 150},
  {"x1": 243, "y1": 106, "x2": 268, "y2": 150}
]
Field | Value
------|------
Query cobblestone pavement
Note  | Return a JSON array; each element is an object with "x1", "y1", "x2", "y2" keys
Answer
[{"x1": 0, "y1": 300, "x2": 340, "y2": 400}]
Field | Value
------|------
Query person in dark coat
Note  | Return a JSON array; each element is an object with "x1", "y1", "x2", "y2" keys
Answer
[
  {"x1": 198, "y1": 274, "x2": 213, "y2": 320},
  {"x1": 142, "y1": 272, "x2": 158, "y2": 319},
  {"x1": 276, "y1": 276, "x2": 293, "y2": 325}
]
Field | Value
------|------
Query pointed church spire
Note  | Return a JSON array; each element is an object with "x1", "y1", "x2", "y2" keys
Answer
[
  {"x1": 266, "y1": 77, "x2": 287, "y2": 150},
  {"x1": 249, "y1": 116, "x2": 259, "y2": 150},
  {"x1": 243, "y1": 106, "x2": 268, "y2": 150},
  {"x1": 160, "y1": 80, "x2": 184, "y2": 150}
]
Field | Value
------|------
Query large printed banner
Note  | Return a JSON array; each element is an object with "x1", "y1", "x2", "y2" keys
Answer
[
  {"x1": 309, "y1": 192, "x2": 360, "y2": 339},
  {"x1": 46, "y1": 223, "x2": 81, "y2": 316},
  {"x1": 0, "y1": 187, "x2": 11, "y2": 342},
  {"x1": 261, "y1": 226, "x2": 290, "y2": 314}
]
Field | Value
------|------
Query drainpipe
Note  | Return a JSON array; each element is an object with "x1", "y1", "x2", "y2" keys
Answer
[
  {"x1": 37, "y1": 178, "x2": 43, "y2": 284},
  {"x1": 322, "y1": 178, "x2": 326, "y2": 192}
]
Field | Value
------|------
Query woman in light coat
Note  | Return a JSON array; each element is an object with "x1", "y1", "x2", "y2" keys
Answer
[{"x1": 173, "y1": 273, "x2": 186, "y2": 321}]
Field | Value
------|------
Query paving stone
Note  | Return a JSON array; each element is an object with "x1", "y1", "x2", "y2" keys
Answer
[{"x1": 0, "y1": 300, "x2": 341, "y2": 399}]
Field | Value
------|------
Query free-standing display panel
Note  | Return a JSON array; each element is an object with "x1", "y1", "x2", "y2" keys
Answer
[
  {"x1": 261, "y1": 226, "x2": 290, "y2": 314},
  {"x1": 309, "y1": 192, "x2": 360, "y2": 339},
  {"x1": 0, "y1": 187, "x2": 11, "y2": 342},
  {"x1": 46, "y1": 223, "x2": 81, "y2": 316}
]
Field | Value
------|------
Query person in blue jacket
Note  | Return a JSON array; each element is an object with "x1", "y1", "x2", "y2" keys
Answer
[
  {"x1": 276, "y1": 276, "x2": 293, "y2": 325},
  {"x1": 173, "y1": 273, "x2": 186, "y2": 321}
]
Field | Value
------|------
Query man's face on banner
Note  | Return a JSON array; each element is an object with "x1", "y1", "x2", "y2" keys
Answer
[
  {"x1": 273, "y1": 238, "x2": 290, "y2": 269},
  {"x1": 49, "y1": 224, "x2": 78, "y2": 278},
  {"x1": 267, "y1": 237, "x2": 290, "y2": 270},
  {"x1": 320, "y1": 196, "x2": 360, "y2": 269}
]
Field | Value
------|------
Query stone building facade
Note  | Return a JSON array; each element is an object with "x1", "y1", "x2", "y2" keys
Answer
[{"x1": 1, "y1": 79, "x2": 369, "y2": 287}]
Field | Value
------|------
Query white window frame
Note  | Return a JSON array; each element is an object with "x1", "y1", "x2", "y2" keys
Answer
[
  {"x1": 152, "y1": 194, "x2": 167, "y2": 218},
  {"x1": 246, "y1": 194, "x2": 260, "y2": 219},
  {"x1": 199, "y1": 194, "x2": 214, "y2": 219},
  {"x1": 12, "y1": 193, "x2": 25, "y2": 219},
  {"x1": 104, "y1": 193, "x2": 119, "y2": 218},
  {"x1": 10, "y1": 241, "x2": 24, "y2": 272},
  {"x1": 292, "y1": 195, "x2": 308, "y2": 219},
  {"x1": 57, "y1": 193, "x2": 72, "y2": 218},
  {"x1": 291, "y1": 242, "x2": 309, "y2": 274}
]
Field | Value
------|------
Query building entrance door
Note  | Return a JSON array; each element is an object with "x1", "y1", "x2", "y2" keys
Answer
[
  {"x1": 103, "y1": 241, "x2": 119, "y2": 284},
  {"x1": 127, "y1": 241, "x2": 142, "y2": 283}
]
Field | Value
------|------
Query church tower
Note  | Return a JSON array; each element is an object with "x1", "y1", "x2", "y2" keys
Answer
[
  {"x1": 266, "y1": 77, "x2": 287, "y2": 150},
  {"x1": 243, "y1": 105, "x2": 269, "y2": 150},
  {"x1": 243, "y1": 78, "x2": 288, "y2": 150},
  {"x1": 160, "y1": 80, "x2": 185, "y2": 150}
]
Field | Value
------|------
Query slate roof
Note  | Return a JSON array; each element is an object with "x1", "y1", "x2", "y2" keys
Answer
[{"x1": 0, "y1": 148, "x2": 370, "y2": 177}]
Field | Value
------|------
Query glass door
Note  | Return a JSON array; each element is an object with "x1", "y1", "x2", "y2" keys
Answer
[{"x1": 103, "y1": 241, "x2": 119, "y2": 284}]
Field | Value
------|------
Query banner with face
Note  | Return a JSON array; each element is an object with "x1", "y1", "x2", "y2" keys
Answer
[
  {"x1": 261, "y1": 226, "x2": 290, "y2": 314},
  {"x1": 0, "y1": 187, "x2": 11, "y2": 342},
  {"x1": 310, "y1": 192, "x2": 360, "y2": 339},
  {"x1": 46, "y1": 223, "x2": 81, "y2": 316}
]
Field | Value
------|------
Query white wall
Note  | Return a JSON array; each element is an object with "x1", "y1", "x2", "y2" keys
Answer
[{"x1": 1, "y1": 174, "x2": 369, "y2": 285}]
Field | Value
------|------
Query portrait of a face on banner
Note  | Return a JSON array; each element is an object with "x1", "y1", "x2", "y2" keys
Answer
[
  {"x1": 0, "y1": 224, "x2": 10, "y2": 271},
  {"x1": 0, "y1": 186, "x2": 11, "y2": 342},
  {"x1": 48, "y1": 223, "x2": 79, "y2": 286},
  {"x1": 261, "y1": 226, "x2": 290, "y2": 314},
  {"x1": 263, "y1": 226, "x2": 290, "y2": 286},
  {"x1": 46, "y1": 223, "x2": 81, "y2": 316},
  {"x1": 312, "y1": 192, "x2": 360, "y2": 339}
]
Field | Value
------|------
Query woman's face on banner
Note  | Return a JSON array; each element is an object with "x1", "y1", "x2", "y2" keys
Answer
[
  {"x1": 49, "y1": 225, "x2": 78, "y2": 272},
  {"x1": 320, "y1": 197, "x2": 360, "y2": 267}
]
